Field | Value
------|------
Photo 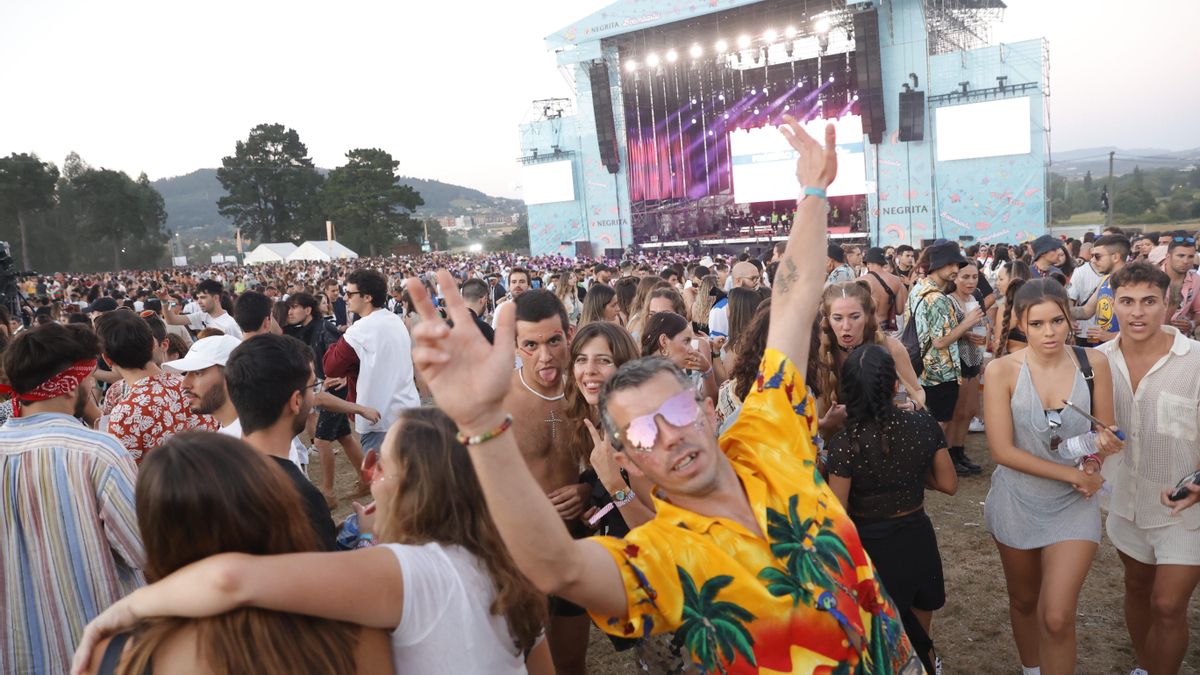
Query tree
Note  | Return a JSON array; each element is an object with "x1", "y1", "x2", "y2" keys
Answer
[
  {"x1": 1083, "y1": 170, "x2": 1093, "y2": 193},
  {"x1": 425, "y1": 219, "x2": 449, "y2": 251},
  {"x1": 0, "y1": 153, "x2": 60, "y2": 270},
  {"x1": 320, "y1": 148, "x2": 423, "y2": 256},
  {"x1": 73, "y1": 168, "x2": 169, "y2": 269},
  {"x1": 216, "y1": 123, "x2": 324, "y2": 243}
]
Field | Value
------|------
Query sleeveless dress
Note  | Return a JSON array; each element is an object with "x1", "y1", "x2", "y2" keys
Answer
[{"x1": 984, "y1": 360, "x2": 1100, "y2": 548}]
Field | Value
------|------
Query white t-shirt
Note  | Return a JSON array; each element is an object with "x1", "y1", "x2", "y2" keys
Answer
[
  {"x1": 343, "y1": 309, "x2": 419, "y2": 434},
  {"x1": 185, "y1": 310, "x2": 244, "y2": 339},
  {"x1": 384, "y1": 542, "x2": 530, "y2": 674}
]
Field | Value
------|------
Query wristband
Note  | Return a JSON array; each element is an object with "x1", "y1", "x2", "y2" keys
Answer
[
  {"x1": 456, "y1": 414, "x2": 514, "y2": 446},
  {"x1": 801, "y1": 186, "x2": 828, "y2": 201}
]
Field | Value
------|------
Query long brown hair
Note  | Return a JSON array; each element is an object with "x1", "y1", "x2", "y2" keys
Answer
[
  {"x1": 123, "y1": 433, "x2": 359, "y2": 675},
  {"x1": 727, "y1": 287, "x2": 769, "y2": 351},
  {"x1": 627, "y1": 277, "x2": 668, "y2": 335},
  {"x1": 563, "y1": 322, "x2": 640, "y2": 464},
  {"x1": 997, "y1": 260, "x2": 1033, "y2": 355},
  {"x1": 690, "y1": 275, "x2": 719, "y2": 326},
  {"x1": 731, "y1": 300, "x2": 772, "y2": 401},
  {"x1": 816, "y1": 281, "x2": 885, "y2": 412},
  {"x1": 376, "y1": 407, "x2": 546, "y2": 654},
  {"x1": 578, "y1": 283, "x2": 616, "y2": 328}
]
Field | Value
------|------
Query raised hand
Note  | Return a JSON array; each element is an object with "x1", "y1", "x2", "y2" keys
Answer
[
  {"x1": 779, "y1": 115, "x2": 838, "y2": 190},
  {"x1": 406, "y1": 269, "x2": 514, "y2": 435}
]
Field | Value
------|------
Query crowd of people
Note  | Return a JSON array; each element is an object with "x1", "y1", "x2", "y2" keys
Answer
[{"x1": 2, "y1": 118, "x2": 1200, "y2": 675}]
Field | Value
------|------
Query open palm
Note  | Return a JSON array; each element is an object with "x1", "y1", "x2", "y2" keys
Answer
[{"x1": 406, "y1": 269, "x2": 515, "y2": 433}]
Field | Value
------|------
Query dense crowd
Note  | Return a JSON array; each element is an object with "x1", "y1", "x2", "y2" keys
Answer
[{"x1": 3, "y1": 120, "x2": 1200, "y2": 675}]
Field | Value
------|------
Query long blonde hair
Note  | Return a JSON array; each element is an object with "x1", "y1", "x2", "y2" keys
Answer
[
  {"x1": 816, "y1": 281, "x2": 885, "y2": 412},
  {"x1": 690, "y1": 275, "x2": 719, "y2": 325}
]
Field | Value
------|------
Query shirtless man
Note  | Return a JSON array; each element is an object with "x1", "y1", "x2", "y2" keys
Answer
[
  {"x1": 502, "y1": 289, "x2": 590, "y2": 675},
  {"x1": 862, "y1": 247, "x2": 908, "y2": 332}
]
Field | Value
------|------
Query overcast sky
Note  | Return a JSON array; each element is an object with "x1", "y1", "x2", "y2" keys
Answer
[{"x1": 2, "y1": 0, "x2": 1197, "y2": 198}]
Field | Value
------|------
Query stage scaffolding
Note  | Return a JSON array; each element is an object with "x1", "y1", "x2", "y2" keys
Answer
[{"x1": 922, "y1": 0, "x2": 1005, "y2": 54}]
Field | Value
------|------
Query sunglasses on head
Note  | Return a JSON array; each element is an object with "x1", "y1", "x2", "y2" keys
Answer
[
  {"x1": 617, "y1": 389, "x2": 704, "y2": 453},
  {"x1": 1173, "y1": 236, "x2": 1197, "y2": 245}
]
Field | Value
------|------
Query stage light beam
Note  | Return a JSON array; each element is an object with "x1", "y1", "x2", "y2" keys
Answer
[
  {"x1": 737, "y1": 34, "x2": 752, "y2": 49},
  {"x1": 689, "y1": 43, "x2": 703, "y2": 58},
  {"x1": 646, "y1": 52, "x2": 660, "y2": 67},
  {"x1": 666, "y1": 49, "x2": 678, "y2": 63}
]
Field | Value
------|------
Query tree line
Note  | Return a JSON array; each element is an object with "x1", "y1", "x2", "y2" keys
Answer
[
  {"x1": 1050, "y1": 165, "x2": 1200, "y2": 224},
  {"x1": 0, "y1": 122, "x2": 434, "y2": 271}
]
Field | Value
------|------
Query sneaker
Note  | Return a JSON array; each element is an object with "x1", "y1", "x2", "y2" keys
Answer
[
  {"x1": 953, "y1": 458, "x2": 975, "y2": 476},
  {"x1": 935, "y1": 655, "x2": 943, "y2": 675},
  {"x1": 959, "y1": 453, "x2": 983, "y2": 473},
  {"x1": 1130, "y1": 669, "x2": 1149, "y2": 675},
  {"x1": 969, "y1": 417, "x2": 985, "y2": 433}
]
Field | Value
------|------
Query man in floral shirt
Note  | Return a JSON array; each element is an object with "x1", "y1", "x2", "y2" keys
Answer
[{"x1": 96, "y1": 311, "x2": 217, "y2": 462}]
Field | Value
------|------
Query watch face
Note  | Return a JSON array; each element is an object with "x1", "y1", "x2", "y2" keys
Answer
[{"x1": 612, "y1": 490, "x2": 627, "y2": 502}]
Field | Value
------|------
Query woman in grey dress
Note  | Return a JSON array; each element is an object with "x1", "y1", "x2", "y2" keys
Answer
[{"x1": 982, "y1": 279, "x2": 1123, "y2": 675}]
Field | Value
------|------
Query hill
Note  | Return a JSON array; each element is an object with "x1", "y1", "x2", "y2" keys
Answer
[
  {"x1": 151, "y1": 169, "x2": 524, "y2": 243},
  {"x1": 1052, "y1": 146, "x2": 1200, "y2": 178}
]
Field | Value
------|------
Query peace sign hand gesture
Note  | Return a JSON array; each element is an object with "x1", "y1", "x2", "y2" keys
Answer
[
  {"x1": 778, "y1": 114, "x2": 838, "y2": 191},
  {"x1": 407, "y1": 269, "x2": 514, "y2": 435}
]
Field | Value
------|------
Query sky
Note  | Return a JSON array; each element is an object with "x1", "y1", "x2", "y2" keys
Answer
[{"x1": 2, "y1": 0, "x2": 1198, "y2": 199}]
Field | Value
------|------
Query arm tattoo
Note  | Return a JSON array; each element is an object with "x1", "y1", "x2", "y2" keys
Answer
[{"x1": 777, "y1": 259, "x2": 799, "y2": 294}]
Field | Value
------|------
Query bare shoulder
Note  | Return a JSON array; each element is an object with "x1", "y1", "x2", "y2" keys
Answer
[
  {"x1": 354, "y1": 628, "x2": 394, "y2": 674},
  {"x1": 988, "y1": 353, "x2": 1023, "y2": 381}
]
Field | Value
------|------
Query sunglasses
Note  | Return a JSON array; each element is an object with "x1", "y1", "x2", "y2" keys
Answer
[
  {"x1": 617, "y1": 389, "x2": 704, "y2": 453},
  {"x1": 1173, "y1": 236, "x2": 1197, "y2": 245},
  {"x1": 1046, "y1": 409, "x2": 1063, "y2": 450}
]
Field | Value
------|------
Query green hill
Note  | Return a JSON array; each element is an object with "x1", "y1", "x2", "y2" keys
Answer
[{"x1": 152, "y1": 169, "x2": 523, "y2": 243}]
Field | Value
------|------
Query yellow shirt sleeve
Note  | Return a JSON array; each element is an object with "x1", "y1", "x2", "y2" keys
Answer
[
  {"x1": 721, "y1": 348, "x2": 818, "y2": 466},
  {"x1": 586, "y1": 528, "x2": 682, "y2": 639}
]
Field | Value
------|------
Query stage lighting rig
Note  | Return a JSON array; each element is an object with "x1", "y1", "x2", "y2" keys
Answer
[
  {"x1": 666, "y1": 49, "x2": 678, "y2": 63},
  {"x1": 624, "y1": 59, "x2": 638, "y2": 73},
  {"x1": 784, "y1": 25, "x2": 797, "y2": 39},
  {"x1": 814, "y1": 17, "x2": 832, "y2": 34},
  {"x1": 646, "y1": 52, "x2": 660, "y2": 67},
  {"x1": 737, "y1": 34, "x2": 752, "y2": 49},
  {"x1": 763, "y1": 28, "x2": 778, "y2": 43},
  {"x1": 689, "y1": 43, "x2": 703, "y2": 58},
  {"x1": 715, "y1": 39, "x2": 728, "y2": 53}
]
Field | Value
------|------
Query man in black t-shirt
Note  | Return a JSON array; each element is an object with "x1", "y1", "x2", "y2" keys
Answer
[
  {"x1": 224, "y1": 334, "x2": 337, "y2": 550},
  {"x1": 323, "y1": 279, "x2": 350, "y2": 332}
]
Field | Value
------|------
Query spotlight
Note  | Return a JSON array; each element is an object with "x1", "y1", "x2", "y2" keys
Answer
[
  {"x1": 784, "y1": 25, "x2": 797, "y2": 39},
  {"x1": 818, "y1": 34, "x2": 830, "y2": 53},
  {"x1": 814, "y1": 17, "x2": 831, "y2": 34},
  {"x1": 689, "y1": 43, "x2": 703, "y2": 59},
  {"x1": 737, "y1": 34, "x2": 752, "y2": 49},
  {"x1": 784, "y1": 104, "x2": 790, "y2": 111},
  {"x1": 718, "y1": 93, "x2": 725, "y2": 101},
  {"x1": 762, "y1": 87, "x2": 769, "y2": 95},
  {"x1": 753, "y1": 108, "x2": 760, "y2": 115},
  {"x1": 715, "y1": 39, "x2": 728, "y2": 53},
  {"x1": 724, "y1": 113, "x2": 730, "y2": 119},
  {"x1": 751, "y1": 88, "x2": 757, "y2": 95},
  {"x1": 646, "y1": 52, "x2": 660, "y2": 67},
  {"x1": 708, "y1": 130, "x2": 714, "y2": 136},
  {"x1": 691, "y1": 98, "x2": 697, "y2": 104},
  {"x1": 666, "y1": 49, "x2": 678, "y2": 63},
  {"x1": 624, "y1": 60, "x2": 638, "y2": 73},
  {"x1": 763, "y1": 28, "x2": 778, "y2": 43},
  {"x1": 691, "y1": 118, "x2": 697, "y2": 124},
  {"x1": 853, "y1": 94, "x2": 859, "y2": 101},
  {"x1": 829, "y1": 75, "x2": 836, "y2": 82}
]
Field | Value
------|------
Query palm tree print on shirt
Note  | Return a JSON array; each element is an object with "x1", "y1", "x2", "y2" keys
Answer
[{"x1": 676, "y1": 567, "x2": 757, "y2": 674}]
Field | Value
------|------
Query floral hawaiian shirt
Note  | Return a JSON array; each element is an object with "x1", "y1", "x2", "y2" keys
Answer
[
  {"x1": 907, "y1": 277, "x2": 960, "y2": 386},
  {"x1": 106, "y1": 373, "x2": 218, "y2": 463},
  {"x1": 588, "y1": 349, "x2": 919, "y2": 674}
]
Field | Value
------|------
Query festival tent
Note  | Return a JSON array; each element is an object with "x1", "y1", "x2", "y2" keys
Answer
[
  {"x1": 243, "y1": 243, "x2": 298, "y2": 264},
  {"x1": 286, "y1": 240, "x2": 359, "y2": 262}
]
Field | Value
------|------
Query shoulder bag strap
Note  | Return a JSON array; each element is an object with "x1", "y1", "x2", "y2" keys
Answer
[
  {"x1": 867, "y1": 270, "x2": 897, "y2": 314},
  {"x1": 1072, "y1": 345, "x2": 1095, "y2": 410},
  {"x1": 96, "y1": 632, "x2": 133, "y2": 675}
]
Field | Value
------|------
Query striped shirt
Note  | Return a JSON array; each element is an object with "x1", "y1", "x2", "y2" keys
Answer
[{"x1": 1, "y1": 413, "x2": 145, "y2": 675}]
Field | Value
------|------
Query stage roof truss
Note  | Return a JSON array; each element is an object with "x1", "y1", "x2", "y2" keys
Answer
[{"x1": 923, "y1": 0, "x2": 1006, "y2": 55}]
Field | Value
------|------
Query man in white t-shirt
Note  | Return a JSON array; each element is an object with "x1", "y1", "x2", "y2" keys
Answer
[
  {"x1": 708, "y1": 261, "x2": 761, "y2": 338},
  {"x1": 324, "y1": 269, "x2": 419, "y2": 452},
  {"x1": 160, "y1": 279, "x2": 243, "y2": 338}
]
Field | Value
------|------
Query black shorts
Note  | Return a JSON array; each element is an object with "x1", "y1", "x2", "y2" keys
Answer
[
  {"x1": 855, "y1": 510, "x2": 945, "y2": 614},
  {"x1": 924, "y1": 381, "x2": 960, "y2": 422},
  {"x1": 549, "y1": 517, "x2": 591, "y2": 617},
  {"x1": 314, "y1": 387, "x2": 352, "y2": 441}
]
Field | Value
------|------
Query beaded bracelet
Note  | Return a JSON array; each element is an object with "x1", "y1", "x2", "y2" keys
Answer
[{"x1": 456, "y1": 414, "x2": 514, "y2": 446}]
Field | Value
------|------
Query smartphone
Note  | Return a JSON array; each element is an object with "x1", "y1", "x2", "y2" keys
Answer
[
  {"x1": 532, "y1": 279, "x2": 543, "y2": 289},
  {"x1": 1168, "y1": 469, "x2": 1200, "y2": 502},
  {"x1": 690, "y1": 338, "x2": 701, "y2": 351}
]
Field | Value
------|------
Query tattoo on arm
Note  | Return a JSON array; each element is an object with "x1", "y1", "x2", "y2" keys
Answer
[{"x1": 777, "y1": 259, "x2": 799, "y2": 294}]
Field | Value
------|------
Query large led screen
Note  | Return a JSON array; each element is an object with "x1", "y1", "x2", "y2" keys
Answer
[
  {"x1": 521, "y1": 160, "x2": 575, "y2": 205},
  {"x1": 935, "y1": 97, "x2": 1032, "y2": 162},
  {"x1": 730, "y1": 115, "x2": 867, "y2": 204}
]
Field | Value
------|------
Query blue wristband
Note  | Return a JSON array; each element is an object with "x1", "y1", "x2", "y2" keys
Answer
[{"x1": 802, "y1": 186, "x2": 827, "y2": 200}]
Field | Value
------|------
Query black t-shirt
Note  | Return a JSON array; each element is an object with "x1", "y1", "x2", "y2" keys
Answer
[
  {"x1": 269, "y1": 456, "x2": 336, "y2": 551},
  {"x1": 331, "y1": 298, "x2": 349, "y2": 327},
  {"x1": 826, "y1": 409, "x2": 946, "y2": 520},
  {"x1": 975, "y1": 274, "x2": 994, "y2": 300}
]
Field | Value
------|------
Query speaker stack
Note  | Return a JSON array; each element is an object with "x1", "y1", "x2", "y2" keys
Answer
[
  {"x1": 852, "y1": 8, "x2": 886, "y2": 145},
  {"x1": 589, "y1": 61, "x2": 620, "y2": 174}
]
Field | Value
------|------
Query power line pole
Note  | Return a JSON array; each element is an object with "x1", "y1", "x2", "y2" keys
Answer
[{"x1": 1105, "y1": 151, "x2": 1115, "y2": 228}]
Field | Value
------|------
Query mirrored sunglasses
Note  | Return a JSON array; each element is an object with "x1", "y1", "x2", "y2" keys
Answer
[{"x1": 619, "y1": 389, "x2": 703, "y2": 453}]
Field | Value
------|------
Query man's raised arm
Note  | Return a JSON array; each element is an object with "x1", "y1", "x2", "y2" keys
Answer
[{"x1": 766, "y1": 117, "x2": 839, "y2": 370}]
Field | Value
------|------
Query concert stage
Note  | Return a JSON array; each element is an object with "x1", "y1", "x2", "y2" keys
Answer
[{"x1": 519, "y1": 0, "x2": 1048, "y2": 257}]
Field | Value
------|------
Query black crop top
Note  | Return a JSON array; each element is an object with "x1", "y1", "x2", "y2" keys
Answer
[{"x1": 825, "y1": 409, "x2": 947, "y2": 520}]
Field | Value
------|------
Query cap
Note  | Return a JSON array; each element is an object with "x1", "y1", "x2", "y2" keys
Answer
[
  {"x1": 699, "y1": 256, "x2": 715, "y2": 268},
  {"x1": 863, "y1": 247, "x2": 888, "y2": 265},
  {"x1": 84, "y1": 297, "x2": 118, "y2": 314},
  {"x1": 162, "y1": 335, "x2": 242, "y2": 373}
]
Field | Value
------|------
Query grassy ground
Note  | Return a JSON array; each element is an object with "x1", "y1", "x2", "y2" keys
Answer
[{"x1": 310, "y1": 432, "x2": 1200, "y2": 674}]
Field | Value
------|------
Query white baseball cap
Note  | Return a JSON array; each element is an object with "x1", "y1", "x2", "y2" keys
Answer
[{"x1": 162, "y1": 335, "x2": 242, "y2": 373}]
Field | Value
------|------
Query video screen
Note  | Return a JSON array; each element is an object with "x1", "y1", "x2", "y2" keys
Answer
[
  {"x1": 730, "y1": 114, "x2": 867, "y2": 204},
  {"x1": 521, "y1": 160, "x2": 575, "y2": 205},
  {"x1": 935, "y1": 96, "x2": 1032, "y2": 162}
]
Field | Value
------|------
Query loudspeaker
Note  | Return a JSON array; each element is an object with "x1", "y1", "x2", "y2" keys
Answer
[
  {"x1": 853, "y1": 8, "x2": 885, "y2": 144},
  {"x1": 899, "y1": 90, "x2": 925, "y2": 142},
  {"x1": 590, "y1": 61, "x2": 620, "y2": 174},
  {"x1": 574, "y1": 240, "x2": 594, "y2": 259}
]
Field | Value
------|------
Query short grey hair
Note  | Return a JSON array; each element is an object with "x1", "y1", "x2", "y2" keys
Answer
[{"x1": 598, "y1": 356, "x2": 691, "y2": 451}]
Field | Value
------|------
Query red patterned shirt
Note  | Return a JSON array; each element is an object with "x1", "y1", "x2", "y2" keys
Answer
[{"x1": 106, "y1": 373, "x2": 218, "y2": 462}]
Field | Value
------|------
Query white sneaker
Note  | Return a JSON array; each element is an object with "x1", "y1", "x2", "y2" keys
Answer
[
  {"x1": 1130, "y1": 669, "x2": 1149, "y2": 675},
  {"x1": 969, "y1": 417, "x2": 985, "y2": 433},
  {"x1": 935, "y1": 656, "x2": 943, "y2": 675}
]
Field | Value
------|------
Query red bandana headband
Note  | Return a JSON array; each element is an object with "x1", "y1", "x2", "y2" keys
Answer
[{"x1": 0, "y1": 359, "x2": 97, "y2": 418}]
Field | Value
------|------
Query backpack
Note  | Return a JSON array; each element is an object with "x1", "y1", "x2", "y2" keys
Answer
[{"x1": 899, "y1": 288, "x2": 940, "y2": 378}]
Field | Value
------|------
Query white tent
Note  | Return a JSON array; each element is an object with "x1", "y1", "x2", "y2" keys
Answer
[
  {"x1": 286, "y1": 240, "x2": 359, "y2": 262},
  {"x1": 244, "y1": 242, "x2": 298, "y2": 264}
]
